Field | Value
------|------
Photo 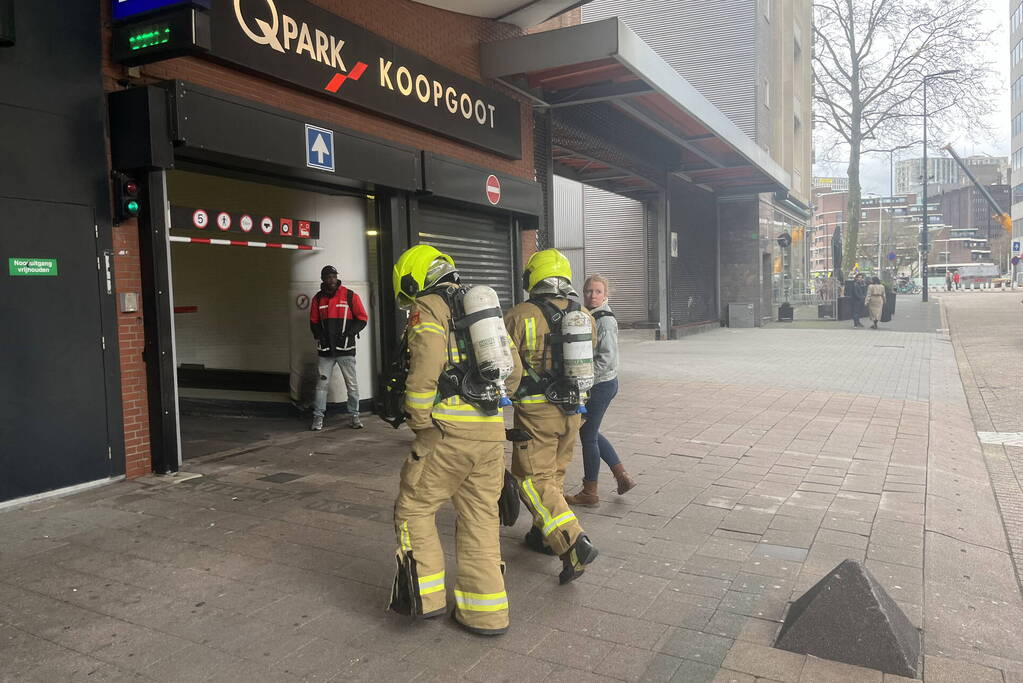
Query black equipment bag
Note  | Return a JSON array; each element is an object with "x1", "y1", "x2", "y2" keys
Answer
[
  {"x1": 380, "y1": 333, "x2": 411, "y2": 429},
  {"x1": 498, "y1": 470, "x2": 520, "y2": 527}
]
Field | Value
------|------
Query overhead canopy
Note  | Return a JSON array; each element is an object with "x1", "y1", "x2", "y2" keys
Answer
[
  {"x1": 481, "y1": 18, "x2": 790, "y2": 197},
  {"x1": 411, "y1": 0, "x2": 591, "y2": 29}
]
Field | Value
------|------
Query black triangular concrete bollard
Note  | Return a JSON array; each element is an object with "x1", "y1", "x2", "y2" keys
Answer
[{"x1": 775, "y1": 559, "x2": 921, "y2": 678}]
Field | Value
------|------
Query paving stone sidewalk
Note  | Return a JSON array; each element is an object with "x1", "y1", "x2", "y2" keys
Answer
[
  {"x1": 2, "y1": 298, "x2": 1023, "y2": 682},
  {"x1": 941, "y1": 292, "x2": 1023, "y2": 598}
]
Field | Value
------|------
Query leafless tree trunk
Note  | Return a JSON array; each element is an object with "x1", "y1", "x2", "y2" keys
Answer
[{"x1": 813, "y1": 0, "x2": 995, "y2": 276}]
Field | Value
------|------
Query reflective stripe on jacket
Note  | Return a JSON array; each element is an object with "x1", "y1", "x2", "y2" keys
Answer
[{"x1": 310, "y1": 286, "x2": 368, "y2": 357}]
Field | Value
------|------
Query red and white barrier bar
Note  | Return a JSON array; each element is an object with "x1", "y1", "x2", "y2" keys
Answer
[{"x1": 169, "y1": 236, "x2": 321, "y2": 251}]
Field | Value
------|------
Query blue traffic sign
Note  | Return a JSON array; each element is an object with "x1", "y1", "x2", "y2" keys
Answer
[
  {"x1": 887, "y1": 252, "x2": 897, "y2": 261},
  {"x1": 305, "y1": 125, "x2": 335, "y2": 173},
  {"x1": 1013, "y1": 240, "x2": 1021, "y2": 255}
]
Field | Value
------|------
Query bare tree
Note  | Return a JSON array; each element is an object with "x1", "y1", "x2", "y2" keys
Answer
[{"x1": 813, "y1": 0, "x2": 996, "y2": 277}]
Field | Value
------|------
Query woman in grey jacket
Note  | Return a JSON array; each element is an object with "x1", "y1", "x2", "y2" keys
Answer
[{"x1": 565, "y1": 275, "x2": 636, "y2": 506}]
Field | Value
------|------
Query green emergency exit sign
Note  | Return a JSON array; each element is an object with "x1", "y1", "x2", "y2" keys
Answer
[{"x1": 9, "y1": 258, "x2": 58, "y2": 276}]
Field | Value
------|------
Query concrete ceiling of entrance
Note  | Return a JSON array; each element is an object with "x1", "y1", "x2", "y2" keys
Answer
[{"x1": 481, "y1": 19, "x2": 791, "y2": 197}]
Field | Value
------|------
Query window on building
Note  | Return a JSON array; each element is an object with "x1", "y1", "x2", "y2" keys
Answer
[
  {"x1": 1014, "y1": 39, "x2": 1023, "y2": 65},
  {"x1": 1014, "y1": 3, "x2": 1023, "y2": 31},
  {"x1": 764, "y1": 77, "x2": 771, "y2": 109},
  {"x1": 762, "y1": 0, "x2": 771, "y2": 22}
]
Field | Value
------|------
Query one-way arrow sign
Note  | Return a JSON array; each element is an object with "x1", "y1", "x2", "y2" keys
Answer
[{"x1": 305, "y1": 124, "x2": 335, "y2": 172}]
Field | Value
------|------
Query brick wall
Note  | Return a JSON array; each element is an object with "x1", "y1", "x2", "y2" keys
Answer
[
  {"x1": 101, "y1": 0, "x2": 537, "y2": 477},
  {"x1": 112, "y1": 217, "x2": 151, "y2": 478},
  {"x1": 521, "y1": 229, "x2": 538, "y2": 265},
  {"x1": 528, "y1": 8, "x2": 582, "y2": 33}
]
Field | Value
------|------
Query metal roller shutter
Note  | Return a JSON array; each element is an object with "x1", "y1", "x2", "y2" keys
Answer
[
  {"x1": 417, "y1": 204, "x2": 516, "y2": 309},
  {"x1": 583, "y1": 185, "x2": 650, "y2": 323}
]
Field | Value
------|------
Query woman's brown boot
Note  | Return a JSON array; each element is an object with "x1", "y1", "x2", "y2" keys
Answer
[
  {"x1": 611, "y1": 464, "x2": 636, "y2": 495},
  {"x1": 565, "y1": 480, "x2": 599, "y2": 507}
]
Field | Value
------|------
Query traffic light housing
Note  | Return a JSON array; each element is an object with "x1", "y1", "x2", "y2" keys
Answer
[{"x1": 113, "y1": 172, "x2": 141, "y2": 225}]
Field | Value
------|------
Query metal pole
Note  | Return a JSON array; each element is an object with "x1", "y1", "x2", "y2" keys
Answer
[
  {"x1": 877, "y1": 204, "x2": 882, "y2": 276},
  {"x1": 921, "y1": 79, "x2": 930, "y2": 302},
  {"x1": 889, "y1": 151, "x2": 894, "y2": 280}
]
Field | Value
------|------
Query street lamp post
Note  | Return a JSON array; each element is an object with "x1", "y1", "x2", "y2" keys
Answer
[{"x1": 921, "y1": 69, "x2": 958, "y2": 302}]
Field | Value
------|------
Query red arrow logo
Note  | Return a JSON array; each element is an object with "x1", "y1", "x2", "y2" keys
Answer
[{"x1": 325, "y1": 61, "x2": 368, "y2": 93}]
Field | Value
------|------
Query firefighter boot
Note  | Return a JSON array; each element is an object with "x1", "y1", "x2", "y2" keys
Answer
[
  {"x1": 524, "y1": 526, "x2": 555, "y2": 555},
  {"x1": 559, "y1": 534, "x2": 599, "y2": 585}
]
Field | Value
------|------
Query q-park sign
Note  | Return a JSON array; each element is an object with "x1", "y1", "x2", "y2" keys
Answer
[{"x1": 208, "y1": 0, "x2": 522, "y2": 158}]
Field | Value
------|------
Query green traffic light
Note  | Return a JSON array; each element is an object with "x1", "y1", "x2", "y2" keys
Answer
[{"x1": 127, "y1": 200, "x2": 140, "y2": 215}]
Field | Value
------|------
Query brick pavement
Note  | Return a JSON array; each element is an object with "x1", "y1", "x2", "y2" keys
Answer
[{"x1": 2, "y1": 297, "x2": 1023, "y2": 682}]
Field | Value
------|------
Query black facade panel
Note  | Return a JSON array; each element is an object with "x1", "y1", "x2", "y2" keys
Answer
[
  {"x1": 168, "y1": 81, "x2": 422, "y2": 192},
  {"x1": 422, "y1": 152, "x2": 542, "y2": 216},
  {"x1": 0, "y1": 2, "x2": 123, "y2": 501},
  {"x1": 0, "y1": 200, "x2": 115, "y2": 500},
  {"x1": 109, "y1": 86, "x2": 176, "y2": 171}
]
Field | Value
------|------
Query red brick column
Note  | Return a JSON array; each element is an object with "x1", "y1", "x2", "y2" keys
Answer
[
  {"x1": 113, "y1": 218, "x2": 152, "y2": 478},
  {"x1": 521, "y1": 229, "x2": 538, "y2": 268}
]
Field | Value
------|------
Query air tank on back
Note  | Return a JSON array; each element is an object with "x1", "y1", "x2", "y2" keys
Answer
[
  {"x1": 462, "y1": 285, "x2": 514, "y2": 386},
  {"x1": 561, "y1": 309, "x2": 594, "y2": 393}
]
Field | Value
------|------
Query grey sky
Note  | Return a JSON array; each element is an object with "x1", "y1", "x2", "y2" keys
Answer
[{"x1": 812, "y1": 0, "x2": 1009, "y2": 195}]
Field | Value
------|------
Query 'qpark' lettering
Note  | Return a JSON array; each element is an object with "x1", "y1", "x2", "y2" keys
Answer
[{"x1": 379, "y1": 59, "x2": 497, "y2": 129}]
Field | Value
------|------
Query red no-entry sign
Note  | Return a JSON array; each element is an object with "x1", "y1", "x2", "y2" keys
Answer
[{"x1": 486, "y1": 175, "x2": 501, "y2": 205}]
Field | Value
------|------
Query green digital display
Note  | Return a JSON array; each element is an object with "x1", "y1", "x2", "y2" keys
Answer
[
  {"x1": 128, "y1": 26, "x2": 171, "y2": 51},
  {"x1": 111, "y1": 7, "x2": 210, "y2": 67}
]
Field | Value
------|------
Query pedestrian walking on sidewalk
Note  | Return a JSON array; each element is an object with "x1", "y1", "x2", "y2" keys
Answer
[
  {"x1": 850, "y1": 273, "x2": 867, "y2": 328},
  {"x1": 310, "y1": 265, "x2": 368, "y2": 430},
  {"x1": 565, "y1": 274, "x2": 635, "y2": 508},
  {"x1": 865, "y1": 277, "x2": 886, "y2": 329},
  {"x1": 388, "y1": 245, "x2": 521, "y2": 636},
  {"x1": 946, "y1": 271, "x2": 953, "y2": 291},
  {"x1": 953, "y1": 270, "x2": 961, "y2": 290}
]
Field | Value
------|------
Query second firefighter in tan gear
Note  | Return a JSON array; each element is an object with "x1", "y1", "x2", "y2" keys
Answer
[
  {"x1": 389, "y1": 245, "x2": 522, "y2": 635},
  {"x1": 504, "y1": 248, "x2": 599, "y2": 584}
]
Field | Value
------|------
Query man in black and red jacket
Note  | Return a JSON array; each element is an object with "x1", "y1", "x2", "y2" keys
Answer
[{"x1": 310, "y1": 265, "x2": 369, "y2": 430}]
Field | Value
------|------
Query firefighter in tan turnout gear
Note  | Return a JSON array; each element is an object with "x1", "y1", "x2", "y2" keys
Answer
[
  {"x1": 389, "y1": 244, "x2": 522, "y2": 635},
  {"x1": 505, "y1": 249, "x2": 599, "y2": 584}
]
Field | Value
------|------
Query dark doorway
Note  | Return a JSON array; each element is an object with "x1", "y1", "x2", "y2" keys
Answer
[{"x1": 0, "y1": 198, "x2": 113, "y2": 500}]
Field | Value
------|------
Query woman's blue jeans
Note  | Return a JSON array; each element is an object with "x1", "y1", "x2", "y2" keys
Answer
[{"x1": 580, "y1": 377, "x2": 621, "y2": 482}]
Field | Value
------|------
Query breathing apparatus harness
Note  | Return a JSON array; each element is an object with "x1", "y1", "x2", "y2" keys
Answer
[
  {"x1": 380, "y1": 285, "x2": 509, "y2": 428},
  {"x1": 515, "y1": 296, "x2": 592, "y2": 414},
  {"x1": 434, "y1": 285, "x2": 510, "y2": 416}
]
